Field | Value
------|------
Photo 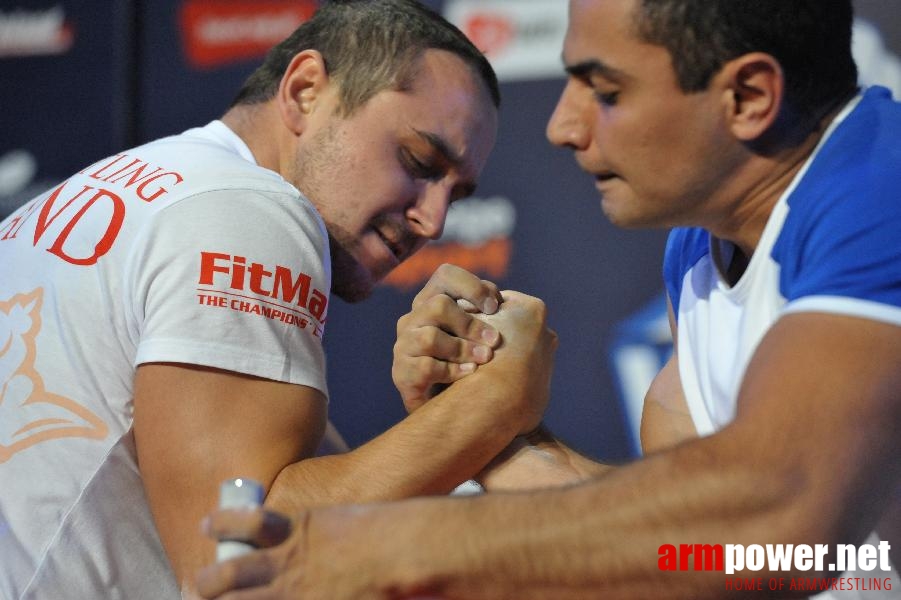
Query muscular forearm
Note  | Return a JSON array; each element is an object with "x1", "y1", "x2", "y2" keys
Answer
[
  {"x1": 197, "y1": 316, "x2": 900, "y2": 600},
  {"x1": 366, "y1": 428, "x2": 858, "y2": 599},
  {"x1": 266, "y1": 367, "x2": 526, "y2": 513}
]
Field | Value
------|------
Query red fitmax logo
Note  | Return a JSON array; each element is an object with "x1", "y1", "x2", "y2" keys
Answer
[{"x1": 199, "y1": 252, "x2": 327, "y2": 322}]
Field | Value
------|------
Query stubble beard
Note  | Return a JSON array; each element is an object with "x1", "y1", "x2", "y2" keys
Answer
[
  {"x1": 294, "y1": 123, "x2": 375, "y2": 303},
  {"x1": 327, "y1": 228, "x2": 374, "y2": 303}
]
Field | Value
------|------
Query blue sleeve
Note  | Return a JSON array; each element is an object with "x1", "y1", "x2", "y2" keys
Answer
[
  {"x1": 774, "y1": 88, "x2": 901, "y2": 316},
  {"x1": 663, "y1": 227, "x2": 709, "y2": 318}
]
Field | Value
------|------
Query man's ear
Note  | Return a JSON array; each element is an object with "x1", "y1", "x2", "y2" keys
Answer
[
  {"x1": 277, "y1": 49, "x2": 330, "y2": 135},
  {"x1": 717, "y1": 52, "x2": 784, "y2": 142}
]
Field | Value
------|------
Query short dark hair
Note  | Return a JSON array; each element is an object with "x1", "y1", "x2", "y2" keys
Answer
[
  {"x1": 633, "y1": 0, "x2": 858, "y2": 115},
  {"x1": 230, "y1": 0, "x2": 500, "y2": 114}
]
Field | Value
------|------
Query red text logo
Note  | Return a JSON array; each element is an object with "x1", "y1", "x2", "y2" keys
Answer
[
  {"x1": 199, "y1": 252, "x2": 327, "y2": 323},
  {"x1": 0, "y1": 154, "x2": 183, "y2": 266}
]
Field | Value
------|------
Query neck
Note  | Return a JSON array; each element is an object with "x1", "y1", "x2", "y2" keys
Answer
[
  {"x1": 707, "y1": 94, "x2": 854, "y2": 260},
  {"x1": 221, "y1": 102, "x2": 288, "y2": 176}
]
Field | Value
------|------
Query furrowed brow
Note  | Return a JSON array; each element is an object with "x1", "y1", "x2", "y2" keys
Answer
[
  {"x1": 413, "y1": 128, "x2": 478, "y2": 198},
  {"x1": 414, "y1": 129, "x2": 464, "y2": 166}
]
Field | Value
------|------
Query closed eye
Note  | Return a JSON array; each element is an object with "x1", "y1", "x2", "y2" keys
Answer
[{"x1": 399, "y1": 148, "x2": 444, "y2": 181}]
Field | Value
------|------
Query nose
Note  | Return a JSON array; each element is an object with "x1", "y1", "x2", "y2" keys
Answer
[
  {"x1": 546, "y1": 80, "x2": 591, "y2": 150},
  {"x1": 406, "y1": 183, "x2": 450, "y2": 240}
]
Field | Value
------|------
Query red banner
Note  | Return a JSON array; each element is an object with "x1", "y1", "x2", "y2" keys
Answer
[{"x1": 179, "y1": 0, "x2": 317, "y2": 69}]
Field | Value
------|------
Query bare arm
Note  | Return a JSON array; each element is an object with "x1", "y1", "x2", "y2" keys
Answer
[
  {"x1": 391, "y1": 265, "x2": 609, "y2": 491},
  {"x1": 264, "y1": 289, "x2": 559, "y2": 514},
  {"x1": 640, "y1": 298, "x2": 697, "y2": 454},
  {"x1": 198, "y1": 313, "x2": 901, "y2": 599},
  {"x1": 133, "y1": 364, "x2": 327, "y2": 589},
  {"x1": 139, "y1": 266, "x2": 553, "y2": 590},
  {"x1": 389, "y1": 313, "x2": 901, "y2": 598}
]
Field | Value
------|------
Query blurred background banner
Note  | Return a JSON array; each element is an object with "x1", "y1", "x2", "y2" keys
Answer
[{"x1": 2, "y1": 0, "x2": 899, "y2": 461}]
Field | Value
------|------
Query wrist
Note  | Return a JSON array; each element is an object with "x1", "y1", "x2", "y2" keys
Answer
[{"x1": 354, "y1": 500, "x2": 453, "y2": 597}]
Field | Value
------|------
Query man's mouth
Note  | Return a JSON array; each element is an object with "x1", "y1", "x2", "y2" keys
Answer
[{"x1": 373, "y1": 227, "x2": 406, "y2": 261}]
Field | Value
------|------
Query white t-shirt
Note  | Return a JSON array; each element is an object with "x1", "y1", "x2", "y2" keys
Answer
[{"x1": 0, "y1": 121, "x2": 330, "y2": 599}]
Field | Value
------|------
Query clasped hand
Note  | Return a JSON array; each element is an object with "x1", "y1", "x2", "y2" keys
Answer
[{"x1": 391, "y1": 263, "x2": 558, "y2": 434}]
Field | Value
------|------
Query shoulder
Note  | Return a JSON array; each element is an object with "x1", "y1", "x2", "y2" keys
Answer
[
  {"x1": 777, "y1": 88, "x2": 901, "y2": 256},
  {"x1": 131, "y1": 125, "x2": 326, "y2": 247},
  {"x1": 774, "y1": 88, "x2": 901, "y2": 311},
  {"x1": 790, "y1": 87, "x2": 901, "y2": 210},
  {"x1": 135, "y1": 123, "x2": 302, "y2": 204}
]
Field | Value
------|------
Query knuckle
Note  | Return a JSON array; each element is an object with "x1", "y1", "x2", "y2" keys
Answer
[
  {"x1": 432, "y1": 263, "x2": 455, "y2": 287},
  {"x1": 424, "y1": 294, "x2": 454, "y2": 317},
  {"x1": 529, "y1": 295, "x2": 547, "y2": 311},
  {"x1": 411, "y1": 289, "x2": 429, "y2": 309},
  {"x1": 391, "y1": 362, "x2": 405, "y2": 381},
  {"x1": 420, "y1": 326, "x2": 440, "y2": 347},
  {"x1": 396, "y1": 312, "x2": 413, "y2": 333},
  {"x1": 392, "y1": 339, "x2": 410, "y2": 362},
  {"x1": 436, "y1": 262, "x2": 455, "y2": 275},
  {"x1": 526, "y1": 296, "x2": 548, "y2": 317}
]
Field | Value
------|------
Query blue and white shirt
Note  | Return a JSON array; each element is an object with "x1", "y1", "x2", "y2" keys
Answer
[
  {"x1": 664, "y1": 86, "x2": 901, "y2": 434},
  {"x1": 663, "y1": 85, "x2": 901, "y2": 598}
]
